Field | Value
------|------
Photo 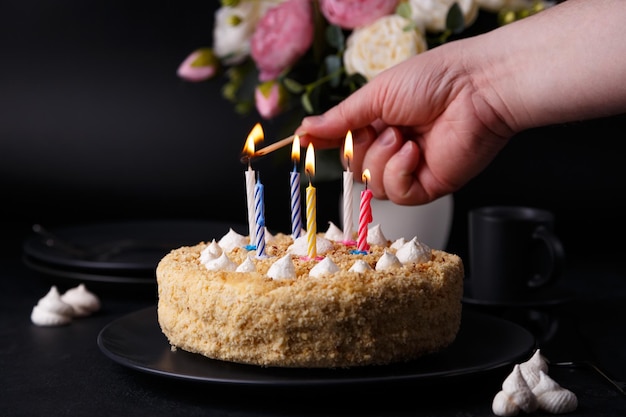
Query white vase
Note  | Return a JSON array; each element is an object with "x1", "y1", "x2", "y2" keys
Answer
[{"x1": 343, "y1": 183, "x2": 454, "y2": 250}]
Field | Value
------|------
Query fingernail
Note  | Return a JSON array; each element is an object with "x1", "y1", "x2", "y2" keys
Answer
[{"x1": 379, "y1": 127, "x2": 396, "y2": 146}]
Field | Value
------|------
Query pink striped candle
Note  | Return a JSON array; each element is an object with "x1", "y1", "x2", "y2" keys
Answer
[{"x1": 357, "y1": 169, "x2": 373, "y2": 252}]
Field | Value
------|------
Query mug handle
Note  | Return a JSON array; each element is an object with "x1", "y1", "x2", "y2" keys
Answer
[{"x1": 527, "y1": 226, "x2": 566, "y2": 288}]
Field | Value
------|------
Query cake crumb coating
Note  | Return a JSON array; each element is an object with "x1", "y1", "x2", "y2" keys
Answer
[{"x1": 157, "y1": 233, "x2": 464, "y2": 368}]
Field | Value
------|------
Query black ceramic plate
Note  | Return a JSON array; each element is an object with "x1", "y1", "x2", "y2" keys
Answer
[
  {"x1": 23, "y1": 220, "x2": 247, "y2": 274},
  {"x1": 463, "y1": 279, "x2": 576, "y2": 308},
  {"x1": 97, "y1": 307, "x2": 535, "y2": 386},
  {"x1": 22, "y1": 255, "x2": 156, "y2": 285}
]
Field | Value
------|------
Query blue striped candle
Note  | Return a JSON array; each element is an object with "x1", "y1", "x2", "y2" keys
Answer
[
  {"x1": 254, "y1": 175, "x2": 266, "y2": 258},
  {"x1": 290, "y1": 135, "x2": 301, "y2": 238}
]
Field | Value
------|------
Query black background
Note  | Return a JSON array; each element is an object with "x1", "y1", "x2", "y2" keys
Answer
[{"x1": 2, "y1": 0, "x2": 624, "y2": 262}]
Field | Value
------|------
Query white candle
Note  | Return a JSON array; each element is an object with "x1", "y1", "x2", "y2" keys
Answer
[
  {"x1": 242, "y1": 123, "x2": 264, "y2": 242},
  {"x1": 245, "y1": 167, "x2": 256, "y2": 239},
  {"x1": 342, "y1": 131, "x2": 354, "y2": 243}
]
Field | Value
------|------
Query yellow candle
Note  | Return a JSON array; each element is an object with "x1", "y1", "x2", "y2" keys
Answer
[{"x1": 305, "y1": 143, "x2": 316, "y2": 259}]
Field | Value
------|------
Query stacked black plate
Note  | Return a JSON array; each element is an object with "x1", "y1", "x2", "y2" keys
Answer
[{"x1": 22, "y1": 220, "x2": 247, "y2": 287}]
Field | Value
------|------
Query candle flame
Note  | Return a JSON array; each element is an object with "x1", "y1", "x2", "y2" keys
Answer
[
  {"x1": 292, "y1": 134, "x2": 300, "y2": 163},
  {"x1": 243, "y1": 123, "x2": 264, "y2": 156},
  {"x1": 344, "y1": 130, "x2": 353, "y2": 162},
  {"x1": 305, "y1": 143, "x2": 315, "y2": 177},
  {"x1": 362, "y1": 168, "x2": 371, "y2": 183}
]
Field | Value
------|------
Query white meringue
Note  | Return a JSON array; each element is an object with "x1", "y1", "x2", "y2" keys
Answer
[
  {"x1": 389, "y1": 237, "x2": 406, "y2": 250},
  {"x1": 203, "y1": 252, "x2": 238, "y2": 271},
  {"x1": 287, "y1": 235, "x2": 333, "y2": 256},
  {"x1": 324, "y1": 221, "x2": 344, "y2": 241},
  {"x1": 235, "y1": 255, "x2": 257, "y2": 272},
  {"x1": 309, "y1": 257, "x2": 340, "y2": 278},
  {"x1": 60, "y1": 284, "x2": 101, "y2": 317},
  {"x1": 30, "y1": 286, "x2": 74, "y2": 326},
  {"x1": 367, "y1": 224, "x2": 388, "y2": 246},
  {"x1": 348, "y1": 259, "x2": 373, "y2": 273},
  {"x1": 199, "y1": 239, "x2": 223, "y2": 264},
  {"x1": 532, "y1": 371, "x2": 578, "y2": 414},
  {"x1": 375, "y1": 250, "x2": 402, "y2": 271},
  {"x1": 519, "y1": 349, "x2": 549, "y2": 389},
  {"x1": 218, "y1": 228, "x2": 248, "y2": 252},
  {"x1": 494, "y1": 364, "x2": 538, "y2": 415},
  {"x1": 266, "y1": 254, "x2": 296, "y2": 280},
  {"x1": 395, "y1": 237, "x2": 432, "y2": 264}
]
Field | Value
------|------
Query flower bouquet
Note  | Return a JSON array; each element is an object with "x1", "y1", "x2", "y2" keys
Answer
[{"x1": 177, "y1": 0, "x2": 554, "y2": 123}]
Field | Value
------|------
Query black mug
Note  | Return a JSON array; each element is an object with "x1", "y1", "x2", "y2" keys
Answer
[{"x1": 468, "y1": 206, "x2": 565, "y2": 302}]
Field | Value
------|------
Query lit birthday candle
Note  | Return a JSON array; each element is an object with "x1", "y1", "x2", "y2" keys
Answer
[
  {"x1": 242, "y1": 123, "x2": 264, "y2": 243},
  {"x1": 254, "y1": 173, "x2": 266, "y2": 258},
  {"x1": 342, "y1": 131, "x2": 355, "y2": 244},
  {"x1": 290, "y1": 135, "x2": 302, "y2": 239},
  {"x1": 357, "y1": 169, "x2": 373, "y2": 252},
  {"x1": 305, "y1": 143, "x2": 317, "y2": 259}
]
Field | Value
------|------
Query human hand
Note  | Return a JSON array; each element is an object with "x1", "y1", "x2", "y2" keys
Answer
[{"x1": 297, "y1": 42, "x2": 514, "y2": 206}]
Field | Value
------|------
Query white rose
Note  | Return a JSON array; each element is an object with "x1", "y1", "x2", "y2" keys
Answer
[
  {"x1": 408, "y1": 0, "x2": 479, "y2": 33},
  {"x1": 343, "y1": 15, "x2": 428, "y2": 82},
  {"x1": 213, "y1": 0, "x2": 285, "y2": 65}
]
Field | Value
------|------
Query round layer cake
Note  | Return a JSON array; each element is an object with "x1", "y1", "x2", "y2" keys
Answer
[{"x1": 156, "y1": 226, "x2": 464, "y2": 368}]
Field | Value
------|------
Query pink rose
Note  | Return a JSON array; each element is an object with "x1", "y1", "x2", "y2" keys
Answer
[
  {"x1": 255, "y1": 80, "x2": 289, "y2": 119},
  {"x1": 250, "y1": 0, "x2": 314, "y2": 82},
  {"x1": 176, "y1": 48, "x2": 219, "y2": 82},
  {"x1": 319, "y1": 0, "x2": 399, "y2": 29}
]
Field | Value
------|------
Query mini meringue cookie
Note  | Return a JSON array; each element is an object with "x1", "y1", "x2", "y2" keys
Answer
[
  {"x1": 309, "y1": 257, "x2": 340, "y2": 278},
  {"x1": 493, "y1": 364, "x2": 538, "y2": 415},
  {"x1": 203, "y1": 252, "x2": 238, "y2": 271},
  {"x1": 287, "y1": 235, "x2": 333, "y2": 256},
  {"x1": 532, "y1": 371, "x2": 578, "y2": 414},
  {"x1": 519, "y1": 349, "x2": 549, "y2": 389},
  {"x1": 200, "y1": 239, "x2": 223, "y2": 264},
  {"x1": 390, "y1": 237, "x2": 406, "y2": 250},
  {"x1": 491, "y1": 391, "x2": 520, "y2": 417},
  {"x1": 348, "y1": 259, "x2": 373, "y2": 273},
  {"x1": 324, "y1": 221, "x2": 344, "y2": 241},
  {"x1": 60, "y1": 284, "x2": 101, "y2": 317},
  {"x1": 267, "y1": 254, "x2": 296, "y2": 280},
  {"x1": 218, "y1": 228, "x2": 248, "y2": 252},
  {"x1": 235, "y1": 255, "x2": 257, "y2": 272},
  {"x1": 395, "y1": 237, "x2": 432, "y2": 264},
  {"x1": 367, "y1": 224, "x2": 388, "y2": 246},
  {"x1": 31, "y1": 286, "x2": 74, "y2": 327},
  {"x1": 375, "y1": 250, "x2": 402, "y2": 271}
]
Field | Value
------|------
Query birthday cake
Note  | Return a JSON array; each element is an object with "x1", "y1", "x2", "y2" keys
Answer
[{"x1": 156, "y1": 223, "x2": 464, "y2": 368}]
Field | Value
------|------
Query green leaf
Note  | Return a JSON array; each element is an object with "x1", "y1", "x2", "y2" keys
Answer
[
  {"x1": 446, "y1": 3, "x2": 465, "y2": 34},
  {"x1": 396, "y1": 2, "x2": 412, "y2": 20},
  {"x1": 325, "y1": 25, "x2": 345, "y2": 52},
  {"x1": 283, "y1": 77, "x2": 304, "y2": 94},
  {"x1": 301, "y1": 92, "x2": 314, "y2": 114},
  {"x1": 324, "y1": 55, "x2": 343, "y2": 88}
]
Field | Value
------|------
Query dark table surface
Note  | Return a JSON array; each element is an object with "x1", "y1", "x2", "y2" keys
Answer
[{"x1": 2, "y1": 227, "x2": 625, "y2": 417}]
